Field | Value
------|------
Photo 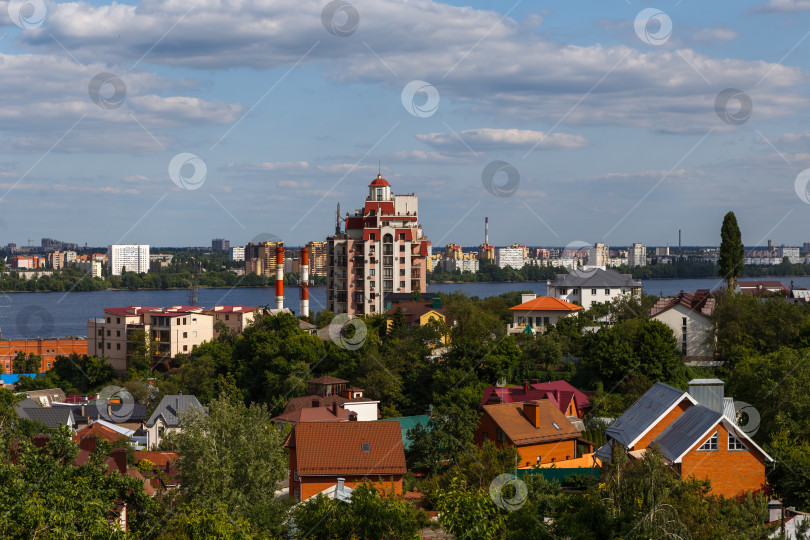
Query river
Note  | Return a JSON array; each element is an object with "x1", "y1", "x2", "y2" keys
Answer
[{"x1": 1, "y1": 276, "x2": 808, "y2": 339}]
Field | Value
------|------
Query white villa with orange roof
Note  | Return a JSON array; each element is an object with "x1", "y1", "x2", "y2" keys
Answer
[{"x1": 507, "y1": 294, "x2": 583, "y2": 334}]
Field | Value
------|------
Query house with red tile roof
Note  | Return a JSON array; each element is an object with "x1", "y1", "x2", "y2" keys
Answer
[
  {"x1": 282, "y1": 377, "x2": 379, "y2": 421},
  {"x1": 474, "y1": 400, "x2": 592, "y2": 468},
  {"x1": 737, "y1": 280, "x2": 789, "y2": 296},
  {"x1": 285, "y1": 421, "x2": 407, "y2": 502},
  {"x1": 479, "y1": 379, "x2": 591, "y2": 419},
  {"x1": 507, "y1": 294, "x2": 583, "y2": 334},
  {"x1": 650, "y1": 289, "x2": 716, "y2": 361}
]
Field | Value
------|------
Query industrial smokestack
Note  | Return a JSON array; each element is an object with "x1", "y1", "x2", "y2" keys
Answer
[
  {"x1": 275, "y1": 245, "x2": 284, "y2": 310},
  {"x1": 485, "y1": 217, "x2": 489, "y2": 245},
  {"x1": 301, "y1": 247, "x2": 310, "y2": 319}
]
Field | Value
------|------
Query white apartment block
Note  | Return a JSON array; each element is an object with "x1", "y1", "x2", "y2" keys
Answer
[
  {"x1": 439, "y1": 257, "x2": 480, "y2": 273},
  {"x1": 628, "y1": 243, "x2": 646, "y2": 267},
  {"x1": 777, "y1": 246, "x2": 801, "y2": 263},
  {"x1": 76, "y1": 260, "x2": 103, "y2": 278},
  {"x1": 230, "y1": 246, "x2": 246, "y2": 262},
  {"x1": 496, "y1": 247, "x2": 526, "y2": 269},
  {"x1": 108, "y1": 244, "x2": 150, "y2": 275}
]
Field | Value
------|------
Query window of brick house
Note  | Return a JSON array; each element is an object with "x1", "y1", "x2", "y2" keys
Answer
[
  {"x1": 728, "y1": 432, "x2": 747, "y2": 451},
  {"x1": 698, "y1": 431, "x2": 718, "y2": 451}
]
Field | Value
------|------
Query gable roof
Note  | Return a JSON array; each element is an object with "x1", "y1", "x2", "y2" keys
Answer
[
  {"x1": 271, "y1": 405, "x2": 350, "y2": 425},
  {"x1": 548, "y1": 268, "x2": 641, "y2": 289},
  {"x1": 510, "y1": 296, "x2": 583, "y2": 312},
  {"x1": 481, "y1": 400, "x2": 580, "y2": 446},
  {"x1": 72, "y1": 422, "x2": 123, "y2": 444},
  {"x1": 144, "y1": 394, "x2": 205, "y2": 427},
  {"x1": 53, "y1": 402, "x2": 147, "y2": 424},
  {"x1": 283, "y1": 394, "x2": 375, "y2": 414},
  {"x1": 652, "y1": 405, "x2": 774, "y2": 463},
  {"x1": 479, "y1": 380, "x2": 591, "y2": 415},
  {"x1": 308, "y1": 376, "x2": 349, "y2": 385},
  {"x1": 650, "y1": 289, "x2": 715, "y2": 318},
  {"x1": 605, "y1": 382, "x2": 696, "y2": 447},
  {"x1": 384, "y1": 300, "x2": 446, "y2": 324},
  {"x1": 17, "y1": 406, "x2": 74, "y2": 429},
  {"x1": 737, "y1": 281, "x2": 789, "y2": 295},
  {"x1": 285, "y1": 421, "x2": 406, "y2": 477}
]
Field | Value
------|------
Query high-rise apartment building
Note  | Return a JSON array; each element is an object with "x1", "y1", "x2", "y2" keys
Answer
[
  {"x1": 230, "y1": 246, "x2": 246, "y2": 262},
  {"x1": 628, "y1": 243, "x2": 647, "y2": 267},
  {"x1": 307, "y1": 241, "x2": 328, "y2": 277},
  {"x1": 496, "y1": 247, "x2": 527, "y2": 269},
  {"x1": 212, "y1": 238, "x2": 230, "y2": 252},
  {"x1": 108, "y1": 245, "x2": 149, "y2": 275},
  {"x1": 326, "y1": 174, "x2": 430, "y2": 315},
  {"x1": 588, "y1": 242, "x2": 609, "y2": 267},
  {"x1": 478, "y1": 244, "x2": 495, "y2": 263},
  {"x1": 244, "y1": 242, "x2": 283, "y2": 276}
]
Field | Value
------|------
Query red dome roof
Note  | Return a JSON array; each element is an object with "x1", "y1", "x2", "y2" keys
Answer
[{"x1": 369, "y1": 173, "x2": 390, "y2": 187}]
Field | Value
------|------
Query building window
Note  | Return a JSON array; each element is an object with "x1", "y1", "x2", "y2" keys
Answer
[
  {"x1": 552, "y1": 422, "x2": 561, "y2": 430},
  {"x1": 106, "y1": 343, "x2": 111, "y2": 349},
  {"x1": 544, "y1": 316, "x2": 550, "y2": 325},
  {"x1": 591, "y1": 289, "x2": 597, "y2": 295},
  {"x1": 482, "y1": 432, "x2": 488, "y2": 441},
  {"x1": 399, "y1": 245, "x2": 405, "y2": 252},
  {"x1": 193, "y1": 331, "x2": 197, "y2": 337},
  {"x1": 560, "y1": 288, "x2": 567, "y2": 294},
  {"x1": 698, "y1": 431, "x2": 718, "y2": 451},
  {"x1": 293, "y1": 468, "x2": 299, "y2": 482},
  {"x1": 183, "y1": 345, "x2": 188, "y2": 352},
  {"x1": 117, "y1": 318, "x2": 120, "y2": 324},
  {"x1": 400, "y1": 281, "x2": 405, "y2": 288},
  {"x1": 400, "y1": 269, "x2": 405, "y2": 276},
  {"x1": 384, "y1": 280, "x2": 393, "y2": 291},
  {"x1": 97, "y1": 329, "x2": 102, "y2": 336},
  {"x1": 399, "y1": 233, "x2": 405, "y2": 240},
  {"x1": 116, "y1": 343, "x2": 121, "y2": 350},
  {"x1": 183, "y1": 318, "x2": 187, "y2": 325},
  {"x1": 682, "y1": 317, "x2": 687, "y2": 327},
  {"x1": 107, "y1": 330, "x2": 111, "y2": 337},
  {"x1": 361, "y1": 442, "x2": 371, "y2": 452},
  {"x1": 225, "y1": 314, "x2": 230, "y2": 321},
  {"x1": 605, "y1": 289, "x2": 610, "y2": 294},
  {"x1": 370, "y1": 268, "x2": 375, "y2": 276},
  {"x1": 106, "y1": 317, "x2": 111, "y2": 323},
  {"x1": 116, "y1": 330, "x2": 121, "y2": 337},
  {"x1": 728, "y1": 432, "x2": 747, "y2": 450},
  {"x1": 183, "y1": 332, "x2": 188, "y2": 338},
  {"x1": 97, "y1": 342, "x2": 102, "y2": 349},
  {"x1": 496, "y1": 428, "x2": 505, "y2": 442}
]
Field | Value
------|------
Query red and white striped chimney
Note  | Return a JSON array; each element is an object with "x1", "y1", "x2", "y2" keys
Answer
[
  {"x1": 301, "y1": 246, "x2": 310, "y2": 319},
  {"x1": 275, "y1": 245, "x2": 284, "y2": 310}
]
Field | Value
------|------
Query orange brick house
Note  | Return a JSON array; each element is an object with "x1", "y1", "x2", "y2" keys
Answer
[
  {"x1": 285, "y1": 421, "x2": 407, "y2": 502},
  {"x1": 474, "y1": 400, "x2": 589, "y2": 468},
  {"x1": 596, "y1": 380, "x2": 773, "y2": 498}
]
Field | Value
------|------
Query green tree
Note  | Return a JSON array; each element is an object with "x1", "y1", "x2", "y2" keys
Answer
[
  {"x1": 290, "y1": 483, "x2": 426, "y2": 539},
  {"x1": 718, "y1": 210, "x2": 744, "y2": 292},
  {"x1": 435, "y1": 474, "x2": 506, "y2": 539},
  {"x1": 159, "y1": 503, "x2": 257, "y2": 539},
  {"x1": 169, "y1": 390, "x2": 289, "y2": 533},
  {"x1": 12, "y1": 352, "x2": 40, "y2": 374}
]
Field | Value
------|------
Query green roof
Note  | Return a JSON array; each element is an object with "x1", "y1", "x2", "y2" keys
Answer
[{"x1": 379, "y1": 415, "x2": 431, "y2": 450}]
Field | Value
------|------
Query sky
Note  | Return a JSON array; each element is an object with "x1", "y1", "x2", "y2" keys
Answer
[{"x1": 1, "y1": 0, "x2": 810, "y2": 249}]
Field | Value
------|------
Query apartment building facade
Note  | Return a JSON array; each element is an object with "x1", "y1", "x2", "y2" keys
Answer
[
  {"x1": 326, "y1": 174, "x2": 430, "y2": 315},
  {"x1": 108, "y1": 245, "x2": 150, "y2": 275},
  {"x1": 628, "y1": 243, "x2": 646, "y2": 267},
  {"x1": 306, "y1": 241, "x2": 328, "y2": 277},
  {"x1": 245, "y1": 241, "x2": 283, "y2": 277}
]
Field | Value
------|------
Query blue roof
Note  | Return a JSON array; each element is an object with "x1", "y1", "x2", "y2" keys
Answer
[
  {"x1": 606, "y1": 382, "x2": 691, "y2": 447},
  {"x1": 1, "y1": 373, "x2": 40, "y2": 385},
  {"x1": 652, "y1": 405, "x2": 723, "y2": 462},
  {"x1": 379, "y1": 415, "x2": 430, "y2": 450}
]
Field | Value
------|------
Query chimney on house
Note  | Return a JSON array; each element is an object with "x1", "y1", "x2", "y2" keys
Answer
[
  {"x1": 523, "y1": 380, "x2": 529, "y2": 394},
  {"x1": 312, "y1": 399, "x2": 320, "y2": 408},
  {"x1": 521, "y1": 293, "x2": 536, "y2": 304},
  {"x1": 523, "y1": 401, "x2": 541, "y2": 428},
  {"x1": 79, "y1": 434, "x2": 98, "y2": 453},
  {"x1": 112, "y1": 448, "x2": 127, "y2": 474},
  {"x1": 768, "y1": 499, "x2": 783, "y2": 523},
  {"x1": 348, "y1": 411, "x2": 358, "y2": 421},
  {"x1": 331, "y1": 402, "x2": 338, "y2": 416},
  {"x1": 687, "y1": 379, "x2": 725, "y2": 414},
  {"x1": 336, "y1": 477, "x2": 345, "y2": 494}
]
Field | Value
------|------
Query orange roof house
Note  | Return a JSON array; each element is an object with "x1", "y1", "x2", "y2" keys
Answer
[
  {"x1": 474, "y1": 400, "x2": 590, "y2": 468},
  {"x1": 285, "y1": 421, "x2": 407, "y2": 502},
  {"x1": 507, "y1": 294, "x2": 583, "y2": 335},
  {"x1": 596, "y1": 380, "x2": 773, "y2": 498},
  {"x1": 479, "y1": 379, "x2": 592, "y2": 419}
]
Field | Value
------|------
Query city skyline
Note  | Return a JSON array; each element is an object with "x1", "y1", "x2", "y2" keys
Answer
[{"x1": 1, "y1": 1, "x2": 810, "y2": 247}]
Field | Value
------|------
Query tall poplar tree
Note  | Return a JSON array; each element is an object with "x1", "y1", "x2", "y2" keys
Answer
[{"x1": 718, "y1": 211, "x2": 744, "y2": 292}]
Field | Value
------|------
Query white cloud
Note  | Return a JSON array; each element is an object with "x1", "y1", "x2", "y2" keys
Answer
[
  {"x1": 753, "y1": 0, "x2": 810, "y2": 12},
  {"x1": 688, "y1": 27, "x2": 739, "y2": 45},
  {"x1": 16, "y1": 0, "x2": 805, "y2": 133},
  {"x1": 416, "y1": 128, "x2": 588, "y2": 152}
]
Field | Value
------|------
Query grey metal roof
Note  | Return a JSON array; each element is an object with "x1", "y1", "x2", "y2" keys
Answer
[
  {"x1": 652, "y1": 405, "x2": 723, "y2": 463},
  {"x1": 595, "y1": 441, "x2": 614, "y2": 463},
  {"x1": 16, "y1": 397, "x2": 42, "y2": 409},
  {"x1": 548, "y1": 268, "x2": 641, "y2": 288},
  {"x1": 17, "y1": 406, "x2": 74, "y2": 429},
  {"x1": 145, "y1": 394, "x2": 205, "y2": 427},
  {"x1": 606, "y1": 382, "x2": 690, "y2": 447},
  {"x1": 688, "y1": 378, "x2": 724, "y2": 385},
  {"x1": 723, "y1": 397, "x2": 736, "y2": 422}
]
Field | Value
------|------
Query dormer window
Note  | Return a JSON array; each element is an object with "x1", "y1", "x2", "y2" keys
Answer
[
  {"x1": 698, "y1": 431, "x2": 718, "y2": 451},
  {"x1": 361, "y1": 442, "x2": 371, "y2": 452}
]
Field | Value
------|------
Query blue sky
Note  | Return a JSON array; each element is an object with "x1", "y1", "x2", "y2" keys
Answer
[{"x1": 1, "y1": 0, "x2": 810, "y2": 249}]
